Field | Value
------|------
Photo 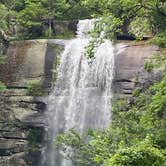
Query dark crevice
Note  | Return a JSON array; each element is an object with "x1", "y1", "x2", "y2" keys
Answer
[
  {"x1": 114, "y1": 79, "x2": 133, "y2": 83},
  {"x1": 0, "y1": 136, "x2": 27, "y2": 140}
]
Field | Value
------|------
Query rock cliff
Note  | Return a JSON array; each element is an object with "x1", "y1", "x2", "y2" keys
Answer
[
  {"x1": 0, "y1": 39, "x2": 161, "y2": 165},
  {"x1": 0, "y1": 40, "x2": 64, "y2": 166}
]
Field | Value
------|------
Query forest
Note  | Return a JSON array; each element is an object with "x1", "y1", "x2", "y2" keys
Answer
[
  {"x1": 0, "y1": 0, "x2": 165, "y2": 40},
  {"x1": 0, "y1": 0, "x2": 166, "y2": 166}
]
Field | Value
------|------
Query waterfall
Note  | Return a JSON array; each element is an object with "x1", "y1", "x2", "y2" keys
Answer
[{"x1": 43, "y1": 19, "x2": 115, "y2": 166}]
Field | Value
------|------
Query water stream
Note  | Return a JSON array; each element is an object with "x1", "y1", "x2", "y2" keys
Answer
[{"x1": 43, "y1": 19, "x2": 115, "y2": 166}]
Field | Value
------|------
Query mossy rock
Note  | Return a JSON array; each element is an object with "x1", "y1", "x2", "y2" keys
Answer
[{"x1": 26, "y1": 80, "x2": 48, "y2": 96}]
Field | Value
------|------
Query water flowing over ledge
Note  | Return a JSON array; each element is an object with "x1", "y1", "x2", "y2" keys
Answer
[{"x1": 43, "y1": 19, "x2": 115, "y2": 166}]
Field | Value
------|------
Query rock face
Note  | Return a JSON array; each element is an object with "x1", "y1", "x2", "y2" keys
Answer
[
  {"x1": 0, "y1": 40, "x2": 64, "y2": 166},
  {"x1": 0, "y1": 39, "x2": 161, "y2": 165},
  {"x1": 114, "y1": 41, "x2": 161, "y2": 98},
  {"x1": 0, "y1": 39, "x2": 64, "y2": 88}
]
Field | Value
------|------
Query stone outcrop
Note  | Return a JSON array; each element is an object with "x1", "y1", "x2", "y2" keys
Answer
[
  {"x1": 0, "y1": 39, "x2": 64, "y2": 166},
  {"x1": 0, "y1": 39, "x2": 162, "y2": 165},
  {"x1": 0, "y1": 39, "x2": 64, "y2": 88},
  {"x1": 114, "y1": 41, "x2": 162, "y2": 98}
]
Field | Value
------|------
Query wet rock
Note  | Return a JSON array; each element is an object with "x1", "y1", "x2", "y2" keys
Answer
[
  {"x1": 0, "y1": 39, "x2": 64, "y2": 165},
  {"x1": 0, "y1": 152, "x2": 26, "y2": 166},
  {"x1": 0, "y1": 139, "x2": 28, "y2": 156}
]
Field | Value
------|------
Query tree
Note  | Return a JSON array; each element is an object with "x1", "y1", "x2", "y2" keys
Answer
[
  {"x1": 41, "y1": 0, "x2": 69, "y2": 37},
  {"x1": 0, "y1": 0, "x2": 24, "y2": 52},
  {"x1": 17, "y1": 0, "x2": 91, "y2": 38},
  {"x1": 104, "y1": 139, "x2": 166, "y2": 166},
  {"x1": 17, "y1": 0, "x2": 44, "y2": 38},
  {"x1": 81, "y1": 0, "x2": 166, "y2": 39}
]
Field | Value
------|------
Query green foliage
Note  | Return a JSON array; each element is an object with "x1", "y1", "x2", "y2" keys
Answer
[
  {"x1": 56, "y1": 129, "x2": 111, "y2": 166},
  {"x1": 0, "y1": 81, "x2": 6, "y2": 91},
  {"x1": 55, "y1": 72, "x2": 166, "y2": 166},
  {"x1": 144, "y1": 61, "x2": 154, "y2": 72},
  {"x1": 150, "y1": 31, "x2": 166, "y2": 48},
  {"x1": 85, "y1": 16, "x2": 123, "y2": 59},
  {"x1": 144, "y1": 27, "x2": 166, "y2": 72},
  {"x1": 0, "y1": 4, "x2": 8, "y2": 31},
  {"x1": 1, "y1": 0, "x2": 165, "y2": 41},
  {"x1": 129, "y1": 17, "x2": 151, "y2": 40},
  {"x1": 91, "y1": 17, "x2": 123, "y2": 40},
  {"x1": 132, "y1": 88, "x2": 141, "y2": 97},
  {"x1": 104, "y1": 139, "x2": 166, "y2": 166},
  {"x1": 0, "y1": 54, "x2": 7, "y2": 91},
  {"x1": 144, "y1": 50, "x2": 166, "y2": 72},
  {"x1": 82, "y1": 0, "x2": 166, "y2": 38},
  {"x1": 17, "y1": 0, "x2": 44, "y2": 39},
  {"x1": 0, "y1": 0, "x2": 93, "y2": 39},
  {"x1": 0, "y1": 0, "x2": 20, "y2": 33},
  {"x1": 15, "y1": 0, "x2": 92, "y2": 39},
  {"x1": 82, "y1": 0, "x2": 166, "y2": 58},
  {"x1": 26, "y1": 80, "x2": 47, "y2": 96},
  {"x1": 85, "y1": 38, "x2": 103, "y2": 60}
]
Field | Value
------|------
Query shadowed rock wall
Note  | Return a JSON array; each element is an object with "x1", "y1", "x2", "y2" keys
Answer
[{"x1": 0, "y1": 39, "x2": 64, "y2": 166}]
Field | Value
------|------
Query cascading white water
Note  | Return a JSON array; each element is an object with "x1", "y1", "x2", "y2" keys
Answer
[{"x1": 43, "y1": 19, "x2": 115, "y2": 166}]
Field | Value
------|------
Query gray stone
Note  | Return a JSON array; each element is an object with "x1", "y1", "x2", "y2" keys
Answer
[
  {"x1": 0, "y1": 39, "x2": 64, "y2": 89},
  {"x1": 0, "y1": 139, "x2": 28, "y2": 156},
  {"x1": 0, "y1": 39, "x2": 64, "y2": 165},
  {"x1": 114, "y1": 41, "x2": 162, "y2": 98},
  {"x1": 0, "y1": 152, "x2": 26, "y2": 166}
]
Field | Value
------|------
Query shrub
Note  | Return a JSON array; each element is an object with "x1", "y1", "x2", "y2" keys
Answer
[
  {"x1": 150, "y1": 31, "x2": 166, "y2": 48},
  {"x1": 144, "y1": 61, "x2": 154, "y2": 72},
  {"x1": 104, "y1": 139, "x2": 166, "y2": 166}
]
